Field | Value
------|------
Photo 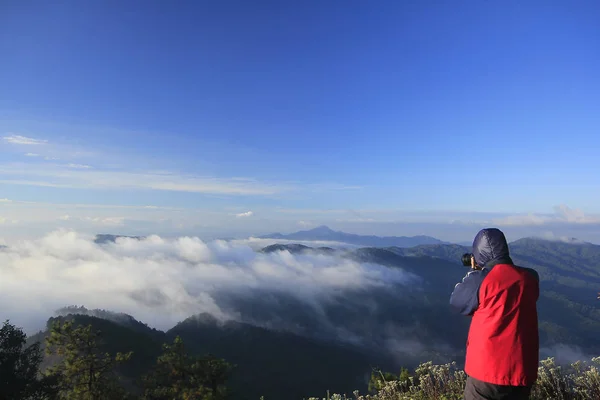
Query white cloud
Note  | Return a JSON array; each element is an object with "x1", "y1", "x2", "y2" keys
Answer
[
  {"x1": 3, "y1": 134, "x2": 48, "y2": 145},
  {"x1": 493, "y1": 204, "x2": 600, "y2": 226},
  {"x1": 298, "y1": 220, "x2": 315, "y2": 227},
  {"x1": 0, "y1": 135, "x2": 363, "y2": 195},
  {"x1": 25, "y1": 153, "x2": 40, "y2": 157},
  {"x1": 235, "y1": 211, "x2": 254, "y2": 218},
  {"x1": 276, "y1": 208, "x2": 350, "y2": 215},
  {"x1": 0, "y1": 230, "x2": 414, "y2": 336},
  {"x1": 553, "y1": 204, "x2": 600, "y2": 223},
  {"x1": 67, "y1": 163, "x2": 92, "y2": 169},
  {"x1": 79, "y1": 216, "x2": 126, "y2": 226},
  {"x1": 56, "y1": 214, "x2": 123, "y2": 226},
  {"x1": 86, "y1": 217, "x2": 125, "y2": 226},
  {"x1": 335, "y1": 217, "x2": 377, "y2": 223},
  {"x1": 492, "y1": 214, "x2": 549, "y2": 226},
  {"x1": 0, "y1": 163, "x2": 289, "y2": 196},
  {"x1": 0, "y1": 127, "x2": 361, "y2": 198},
  {"x1": 1, "y1": 200, "x2": 178, "y2": 211},
  {"x1": 538, "y1": 231, "x2": 587, "y2": 244}
]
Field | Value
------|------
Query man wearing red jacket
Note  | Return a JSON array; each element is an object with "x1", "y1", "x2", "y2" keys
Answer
[{"x1": 450, "y1": 228, "x2": 539, "y2": 400}]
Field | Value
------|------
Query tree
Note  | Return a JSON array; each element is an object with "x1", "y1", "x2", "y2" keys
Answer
[
  {"x1": 44, "y1": 320, "x2": 133, "y2": 400},
  {"x1": 195, "y1": 353, "x2": 234, "y2": 398},
  {"x1": 0, "y1": 320, "x2": 58, "y2": 399},
  {"x1": 142, "y1": 336, "x2": 233, "y2": 400}
]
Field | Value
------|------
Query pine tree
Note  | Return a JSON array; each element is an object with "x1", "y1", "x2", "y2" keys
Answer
[
  {"x1": 142, "y1": 336, "x2": 233, "y2": 400},
  {"x1": 0, "y1": 320, "x2": 59, "y2": 400},
  {"x1": 195, "y1": 353, "x2": 234, "y2": 399},
  {"x1": 44, "y1": 320, "x2": 133, "y2": 400}
]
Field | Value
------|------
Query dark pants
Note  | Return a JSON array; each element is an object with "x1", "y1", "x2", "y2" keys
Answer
[{"x1": 464, "y1": 376, "x2": 532, "y2": 400}]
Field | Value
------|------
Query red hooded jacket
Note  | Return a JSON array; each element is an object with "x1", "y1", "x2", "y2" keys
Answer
[{"x1": 450, "y1": 228, "x2": 540, "y2": 386}]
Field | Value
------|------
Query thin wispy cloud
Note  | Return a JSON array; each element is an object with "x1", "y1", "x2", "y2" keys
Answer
[
  {"x1": 0, "y1": 180, "x2": 76, "y2": 189},
  {"x1": 81, "y1": 216, "x2": 126, "y2": 226},
  {"x1": 493, "y1": 204, "x2": 600, "y2": 226},
  {"x1": 276, "y1": 208, "x2": 351, "y2": 215},
  {"x1": 2, "y1": 199, "x2": 179, "y2": 211},
  {"x1": 2, "y1": 128, "x2": 361, "y2": 200},
  {"x1": 336, "y1": 217, "x2": 377, "y2": 223},
  {"x1": 0, "y1": 163, "x2": 296, "y2": 196},
  {"x1": 276, "y1": 206, "x2": 600, "y2": 227},
  {"x1": 2, "y1": 130, "x2": 99, "y2": 165},
  {"x1": 1, "y1": 196, "x2": 600, "y2": 244},
  {"x1": 67, "y1": 163, "x2": 92, "y2": 169},
  {"x1": 492, "y1": 214, "x2": 549, "y2": 226},
  {"x1": 3, "y1": 130, "x2": 598, "y2": 245},
  {"x1": 3, "y1": 134, "x2": 48, "y2": 145},
  {"x1": 298, "y1": 220, "x2": 315, "y2": 227}
]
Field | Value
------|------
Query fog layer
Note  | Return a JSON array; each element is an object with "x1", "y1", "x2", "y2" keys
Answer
[{"x1": 0, "y1": 230, "x2": 416, "y2": 336}]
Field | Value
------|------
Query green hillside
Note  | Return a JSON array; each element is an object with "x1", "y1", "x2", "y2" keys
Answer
[
  {"x1": 8, "y1": 237, "x2": 600, "y2": 399},
  {"x1": 396, "y1": 237, "x2": 600, "y2": 355},
  {"x1": 25, "y1": 311, "x2": 382, "y2": 400}
]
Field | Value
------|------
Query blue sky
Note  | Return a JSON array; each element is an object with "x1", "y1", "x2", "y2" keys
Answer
[{"x1": 1, "y1": 1, "x2": 600, "y2": 242}]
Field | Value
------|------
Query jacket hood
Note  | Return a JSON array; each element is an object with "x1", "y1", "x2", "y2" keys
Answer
[{"x1": 472, "y1": 228, "x2": 512, "y2": 267}]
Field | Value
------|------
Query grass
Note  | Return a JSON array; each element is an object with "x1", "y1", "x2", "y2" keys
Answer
[{"x1": 306, "y1": 357, "x2": 600, "y2": 400}]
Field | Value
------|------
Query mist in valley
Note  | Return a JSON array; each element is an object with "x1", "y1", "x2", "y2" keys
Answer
[{"x1": 0, "y1": 230, "x2": 454, "y2": 365}]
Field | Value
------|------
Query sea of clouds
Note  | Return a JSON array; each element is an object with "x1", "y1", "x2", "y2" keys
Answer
[
  {"x1": 0, "y1": 230, "x2": 416, "y2": 336},
  {"x1": 3, "y1": 229, "x2": 594, "y2": 368}
]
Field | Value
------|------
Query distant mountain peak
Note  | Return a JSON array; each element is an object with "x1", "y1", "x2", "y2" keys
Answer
[
  {"x1": 259, "y1": 226, "x2": 446, "y2": 248},
  {"x1": 307, "y1": 225, "x2": 336, "y2": 233},
  {"x1": 54, "y1": 305, "x2": 147, "y2": 329}
]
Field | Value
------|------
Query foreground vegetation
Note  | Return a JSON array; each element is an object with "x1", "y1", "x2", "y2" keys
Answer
[
  {"x1": 309, "y1": 357, "x2": 600, "y2": 400},
  {"x1": 3, "y1": 318, "x2": 600, "y2": 399},
  {"x1": 1, "y1": 319, "x2": 232, "y2": 400}
]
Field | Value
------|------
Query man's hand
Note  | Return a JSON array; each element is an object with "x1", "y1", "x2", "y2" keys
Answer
[{"x1": 471, "y1": 256, "x2": 481, "y2": 271}]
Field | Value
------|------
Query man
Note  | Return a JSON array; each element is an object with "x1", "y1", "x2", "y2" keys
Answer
[{"x1": 450, "y1": 228, "x2": 539, "y2": 400}]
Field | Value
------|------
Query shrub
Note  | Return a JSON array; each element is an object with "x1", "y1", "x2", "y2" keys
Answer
[{"x1": 307, "y1": 357, "x2": 600, "y2": 400}]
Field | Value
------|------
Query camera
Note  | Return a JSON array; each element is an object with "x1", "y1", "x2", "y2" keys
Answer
[{"x1": 461, "y1": 253, "x2": 473, "y2": 267}]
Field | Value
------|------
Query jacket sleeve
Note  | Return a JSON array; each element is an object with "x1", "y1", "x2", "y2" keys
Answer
[
  {"x1": 449, "y1": 270, "x2": 486, "y2": 316},
  {"x1": 523, "y1": 267, "x2": 540, "y2": 301}
]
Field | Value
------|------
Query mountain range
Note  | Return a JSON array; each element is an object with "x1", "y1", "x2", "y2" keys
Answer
[
  {"x1": 259, "y1": 225, "x2": 448, "y2": 247},
  {"x1": 23, "y1": 234, "x2": 600, "y2": 399}
]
